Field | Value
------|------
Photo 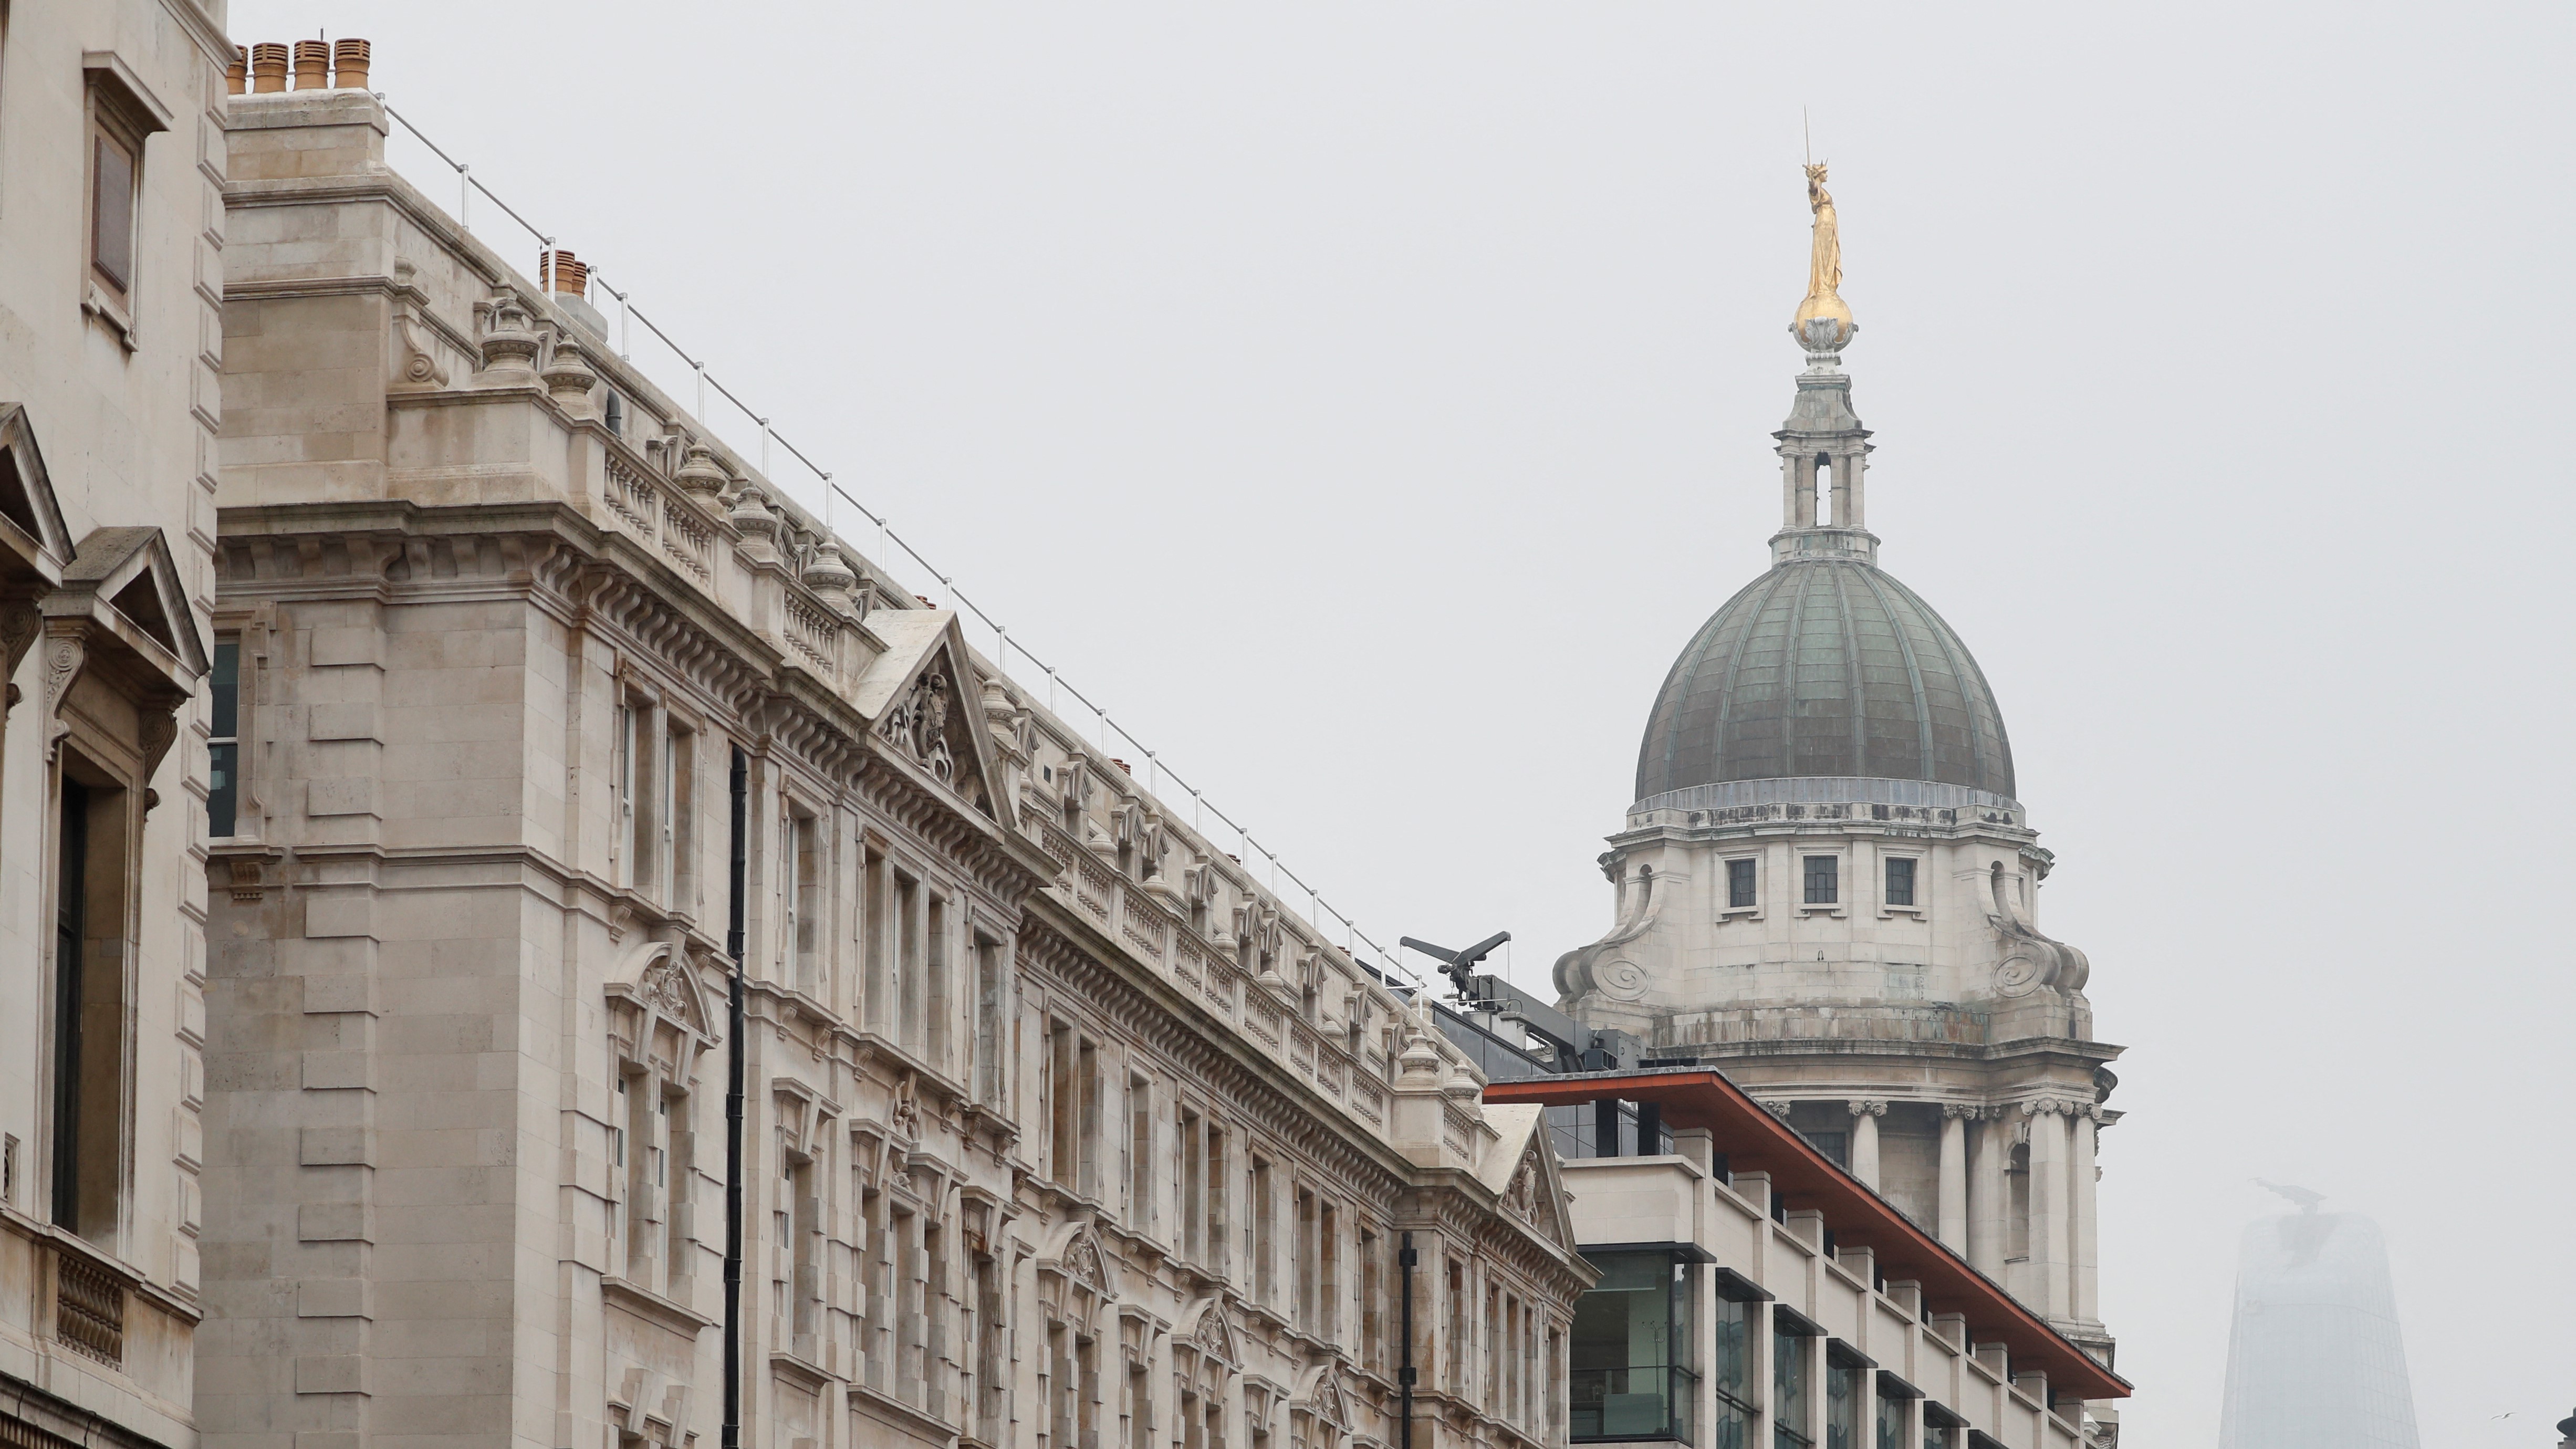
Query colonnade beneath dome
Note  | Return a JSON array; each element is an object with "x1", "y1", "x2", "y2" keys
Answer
[{"x1": 1757, "y1": 1093, "x2": 2107, "y2": 1338}]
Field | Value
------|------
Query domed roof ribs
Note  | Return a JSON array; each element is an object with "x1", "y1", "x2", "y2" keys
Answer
[
  {"x1": 1828, "y1": 562, "x2": 1870, "y2": 779},
  {"x1": 1849, "y1": 563, "x2": 1938, "y2": 784},
  {"x1": 1883, "y1": 569, "x2": 2012, "y2": 797},
  {"x1": 1777, "y1": 557, "x2": 1819, "y2": 780},
  {"x1": 1646, "y1": 567, "x2": 1792, "y2": 800}
]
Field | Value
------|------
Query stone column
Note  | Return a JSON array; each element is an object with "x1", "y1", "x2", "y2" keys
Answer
[
  {"x1": 2025, "y1": 1100, "x2": 2071, "y2": 1319},
  {"x1": 2071, "y1": 1106, "x2": 2101, "y2": 1322},
  {"x1": 1848, "y1": 1100, "x2": 1885, "y2": 1187},
  {"x1": 1937, "y1": 1104, "x2": 1972, "y2": 1250},
  {"x1": 1967, "y1": 1107, "x2": 2005, "y2": 1276}
]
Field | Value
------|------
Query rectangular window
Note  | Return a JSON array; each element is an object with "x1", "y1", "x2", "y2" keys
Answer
[
  {"x1": 926, "y1": 895, "x2": 952, "y2": 1070},
  {"x1": 1774, "y1": 1320, "x2": 1814, "y2": 1449},
  {"x1": 1876, "y1": 1382, "x2": 1908, "y2": 1449},
  {"x1": 1884, "y1": 857, "x2": 1916, "y2": 908},
  {"x1": 1077, "y1": 1037, "x2": 1100, "y2": 1196},
  {"x1": 1250, "y1": 1156, "x2": 1275, "y2": 1305},
  {"x1": 51, "y1": 767, "x2": 131, "y2": 1246},
  {"x1": 975, "y1": 935, "x2": 1007, "y2": 1105},
  {"x1": 1319, "y1": 1200, "x2": 1341, "y2": 1344},
  {"x1": 895, "y1": 870, "x2": 922, "y2": 1046},
  {"x1": 668, "y1": 723, "x2": 695, "y2": 908},
  {"x1": 1728, "y1": 857, "x2": 1757, "y2": 909},
  {"x1": 1180, "y1": 1107, "x2": 1205, "y2": 1263},
  {"x1": 90, "y1": 129, "x2": 137, "y2": 295},
  {"x1": 1359, "y1": 1226, "x2": 1382, "y2": 1362},
  {"x1": 1922, "y1": 1403, "x2": 1963, "y2": 1449},
  {"x1": 1826, "y1": 1347, "x2": 1862, "y2": 1449},
  {"x1": 1569, "y1": 1250, "x2": 1698, "y2": 1443},
  {"x1": 1127, "y1": 1072, "x2": 1153, "y2": 1230},
  {"x1": 1804, "y1": 855, "x2": 1839, "y2": 905},
  {"x1": 1048, "y1": 1020, "x2": 1077, "y2": 1187},
  {"x1": 207, "y1": 638, "x2": 242, "y2": 837},
  {"x1": 1204, "y1": 1126, "x2": 1228, "y2": 1280},
  {"x1": 792, "y1": 807, "x2": 821, "y2": 995},
  {"x1": 862, "y1": 845, "x2": 891, "y2": 1030},
  {"x1": 1294, "y1": 1186, "x2": 1316, "y2": 1332},
  {"x1": 1712, "y1": 1291, "x2": 1755, "y2": 1447}
]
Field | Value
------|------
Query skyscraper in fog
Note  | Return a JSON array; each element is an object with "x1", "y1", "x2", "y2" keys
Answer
[{"x1": 2219, "y1": 1192, "x2": 2423, "y2": 1448}]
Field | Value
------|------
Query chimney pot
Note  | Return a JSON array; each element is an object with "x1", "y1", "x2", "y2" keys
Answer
[
  {"x1": 226, "y1": 46, "x2": 247, "y2": 95},
  {"x1": 291, "y1": 39, "x2": 329, "y2": 90},
  {"x1": 539, "y1": 249, "x2": 588, "y2": 298},
  {"x1": 332, "y1": 38, "x2": 371, "y2": 90},
  {"x1": 249, "y1": 42, "x2": 289, "y2": 93}
]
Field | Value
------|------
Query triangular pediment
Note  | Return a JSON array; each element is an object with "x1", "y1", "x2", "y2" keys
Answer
[
  {"x1": 53, "y1": 526, "x2": 207, "y2": 680},
  {"x1": 1477, "y1": 1102, "x2": 1576, "y2": 1252},
  {"x1": 853, "y1": 609, "x2": 1001, "y2": 819},
  {"x1": 0, "y1": 404, "x2": 77, "y2": 587}
]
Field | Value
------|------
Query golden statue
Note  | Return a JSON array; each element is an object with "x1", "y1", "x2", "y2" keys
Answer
[{"x1": 1792, "y1": 161, "x2": 1855, "y2": 347}]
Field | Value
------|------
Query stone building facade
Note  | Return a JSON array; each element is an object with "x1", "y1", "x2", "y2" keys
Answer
[
  {"x1": 1550, "y1": 251, "x2": 2124, "y2": 1420},
  {"x1": 201, "y1": 85, "x2": 1590, "y2": 1449},
  {"x1": 0, "y1": 1, "x2": 231, "y2": 1446}
]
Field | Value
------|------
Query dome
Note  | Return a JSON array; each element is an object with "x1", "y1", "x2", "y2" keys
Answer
[{"x1": 1634, "y1": 557, "x2": 2015, "y2": 803}]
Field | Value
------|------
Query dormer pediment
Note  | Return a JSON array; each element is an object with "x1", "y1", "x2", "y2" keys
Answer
[
  {"x1": 853, "y1": 609, "x2": 1002, "y2": 820},
  {"x1": 0, "y1": 405, "x2": 77, "y2": 593},
  {"x1": 45, "y1": 525, "x2": 208, "y2": 687}
]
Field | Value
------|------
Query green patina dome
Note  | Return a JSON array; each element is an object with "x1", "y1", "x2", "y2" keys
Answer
[{"x1": 1634, "y1": 557, "x2": 2015, "y2": 804}]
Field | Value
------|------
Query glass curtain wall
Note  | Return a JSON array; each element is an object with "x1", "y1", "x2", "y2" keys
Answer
[{"x1": 1571, "y1": 1250, "x2": 1699, "y2": 1443}]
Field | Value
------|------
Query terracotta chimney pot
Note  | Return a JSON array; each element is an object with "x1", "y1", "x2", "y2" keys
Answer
[
  {"x1": 539, "y1": 249, "x2": 588, "y2": 297},
  {"x1": 249, "y1": 43, "x2": 289, "y2": 93},
  {"x1": 226, "y1": 46, "x2": 247, "y2": 95},
  {"x1": 332, "y1": 38, "x2": 370, "y2": 90},
  {"x1": 291, "y1": 39, "x2": 329, "y2": 90}
]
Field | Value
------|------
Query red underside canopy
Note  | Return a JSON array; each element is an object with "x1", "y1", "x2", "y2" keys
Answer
[{"x1": 1485, "y1": 1068, "x2": 2129, "y2": 1403}]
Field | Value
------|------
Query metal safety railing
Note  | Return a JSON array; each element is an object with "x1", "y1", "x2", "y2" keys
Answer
[{"x1": 375, "y1": 96, "x2": 1429, "y2": 987}]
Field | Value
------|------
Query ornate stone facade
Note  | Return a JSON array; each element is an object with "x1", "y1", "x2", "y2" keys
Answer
[
  {"x1": 1552, "y1": 312, "x2": 2122, "y2": 1396},
  {"x1": 0, "y1": 3, "x2": 232, "y2": 1447},
  {"x1": 200, "y1": 87, "x2": 1588, "y2": 1449}
]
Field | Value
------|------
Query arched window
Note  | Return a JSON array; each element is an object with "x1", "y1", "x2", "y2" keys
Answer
[{"x1": 1814, "y1": 452, "x2": 1834, "y2": 525}]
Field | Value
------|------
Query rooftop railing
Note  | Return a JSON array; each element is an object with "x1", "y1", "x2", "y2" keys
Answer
[{"x1": 363, "y1": 92, "x2": 1433, "y2": 990}]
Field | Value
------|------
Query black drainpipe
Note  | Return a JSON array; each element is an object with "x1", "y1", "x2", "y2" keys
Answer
[
  {"x1": 1398, "y1": 1230, "x2": 1418, "y2": 1449},
  {"x1": 721, "y1": 747, "x2": 748, "y2": 1449}
]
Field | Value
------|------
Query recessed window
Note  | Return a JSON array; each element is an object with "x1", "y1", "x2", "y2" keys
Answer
[
  {"x1": 1728, "y1": 858, "x2": 1757, "y2": 909},
  {"x1": 1922, "y1": 1403, "x2": 1965, "y2": 1449},
  {"x1": 1826, "y1": 1344, "x2": 1864, "y2": 1449},
  {"x1": 207, "y1": 638, "x2": 242, "y2": 836},
  {"x1": 1570, "y1": 1250, "x2": 1698, "y2": 1442},
  {"x1": 1876, "y1": 1379, "x2": 1912, "y2": 1449},
  {"x1": 90, "y1": 129, "x2": 138, "y2": 295},
  {"x1": 1774, "y1": 1319, "x2": 1813, "y2": 1448},
  {"x1": 1804, "y1": 854, "x2": 1839, "y2": 905},
  {"x1": 1884, "y1": 857, "x2": 1916, "y2": 908}
]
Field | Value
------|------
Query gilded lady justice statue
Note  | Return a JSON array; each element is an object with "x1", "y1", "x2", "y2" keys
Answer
[{"x1": 1791, "y1": 161, "x2": 1857, "y2": 357}]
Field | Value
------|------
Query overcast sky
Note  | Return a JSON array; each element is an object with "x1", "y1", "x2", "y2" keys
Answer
[{"x1": 230, "y1": 2, "x2": 2574, "y2": 1441}]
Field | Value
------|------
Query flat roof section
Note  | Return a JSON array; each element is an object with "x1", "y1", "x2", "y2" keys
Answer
[{"x1": 1485, "y1": 1067, "x2": 2130, "y2": 1403}]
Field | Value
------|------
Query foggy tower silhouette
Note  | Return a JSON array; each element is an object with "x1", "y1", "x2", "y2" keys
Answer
[{"x1": 2218, "y1": 1191, "x2": 2423, "y2": 1449}]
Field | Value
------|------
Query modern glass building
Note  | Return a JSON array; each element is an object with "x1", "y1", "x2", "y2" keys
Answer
[{"x1": 2218, "y1": 1205, "x2": 2422, "y2": 1448}]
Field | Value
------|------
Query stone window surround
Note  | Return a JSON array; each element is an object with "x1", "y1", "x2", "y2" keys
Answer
[
  {"x1": 1798, "y1": 846, "x2": 1849, "y2": 918},
  {"x1": 78, "y1": 51, "x2": 173, "y2": 350},
  {"x1": 1718, "y1": 850, "x2": 1762, "y2": 920},
  {"x1": 1874, "y1": 843, "x2": 1927, "y2": 920}
]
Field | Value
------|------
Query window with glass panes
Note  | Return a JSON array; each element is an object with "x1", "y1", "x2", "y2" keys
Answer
[
  {"x1": 1884, "y1": 857, "x2": 1916, "y2": 907},
  {"x1": 1824, "y1": 1347, "x2": 1863, "y2": 1449},
  {"x1": 1803, "y1": 855, "x2": 1838, "y2": 904},
  {"x1": 1773, "y1": 1321, "x2": 1812, "y2": 1448},
  {"x1": 1728, "y1": 857, "x2": 1757, "y2": 909},
  {"x1": 1920, "y1": 1402, "x2": 1963, "y2": 1449},
  {"x1": 1875, "y1": 1381, "x2": 1910, "y2": 1449},
  {"x1": 207, "y1": 639, "x2": 241, "y2": 836},
  {"x1": 1709, "y1": 1288, "x2": 1757, "y2": 1449}
]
